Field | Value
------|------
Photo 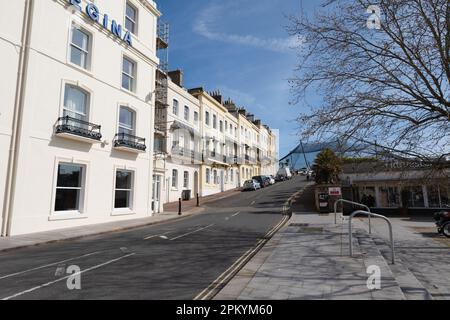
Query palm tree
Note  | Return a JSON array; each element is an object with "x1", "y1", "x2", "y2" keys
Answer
[{"x1": 313, "y1": 148, "x2": 342, "y2": 184}]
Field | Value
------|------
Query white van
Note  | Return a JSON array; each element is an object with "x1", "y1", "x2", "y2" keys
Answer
[{"x1": 277, "y1": 167, "x2": 292, "y2": 180}]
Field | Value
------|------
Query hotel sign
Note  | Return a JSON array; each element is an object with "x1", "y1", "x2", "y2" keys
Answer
[{"x1": 69, "y1": 0, "x2": 133, "y2": 46}]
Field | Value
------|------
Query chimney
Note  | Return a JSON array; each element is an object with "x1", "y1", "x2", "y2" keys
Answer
[
  {"x1": 247, "y1": 114, "x2": 255, "y2": 122},
  {"x1": 224, "y1": 98, "x2": 237, "y2": 112},
  {"x1": 168, "y1": 70, "x2": 183, "y2": 87},
  {"x1": 238, "y1": 108, "x2": 247, "y2": 116},
  {"x1": 253, "y1": 119, "x2": 261, "y2": 126},
  {"x1": 210, "y1": 90, "x2": 223, "y2": 104}
]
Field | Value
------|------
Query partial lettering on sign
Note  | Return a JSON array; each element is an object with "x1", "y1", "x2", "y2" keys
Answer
[{"x1": 68, "y1": 0, "x2": 133, "y2": 46}]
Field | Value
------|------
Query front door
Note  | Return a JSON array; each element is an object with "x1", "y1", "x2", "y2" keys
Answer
[{"x1": 152, "y1": 175, "x2": 162, "y2": 214}]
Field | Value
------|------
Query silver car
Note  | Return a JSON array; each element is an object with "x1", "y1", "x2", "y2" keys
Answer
[{"x1": 243, "y1": 179, "x2": 261, "y2": 191}]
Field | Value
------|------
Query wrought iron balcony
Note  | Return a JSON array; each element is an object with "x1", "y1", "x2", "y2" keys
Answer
[
  {"x1": 55, "y1": 116, "x2": 102, "y2": 142},
  {"x1": 114, "y1": 133, "x2": 146, "y2": 152},
  {"x1": 171, "y1": 145, "x2": 187, "y2": 157},
  {"x1": 192, "y1": 150, "x2": 204, "y2": 163}
]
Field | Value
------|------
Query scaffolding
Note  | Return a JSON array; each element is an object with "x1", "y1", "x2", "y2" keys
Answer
[
  {"x1": 154, "y1": 21, "x2": 170, "y2": 158},
  {"x1": 155, "y1": 22, "x2": 169, "y2": 116}
]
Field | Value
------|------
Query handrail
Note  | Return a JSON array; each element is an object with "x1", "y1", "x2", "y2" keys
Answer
[
  {"x1": 334, "y1": 199, "x2": 372, "y2": 234},
  {"x1": 349, "y1": 210, "x2": 395, "y2": 265}
]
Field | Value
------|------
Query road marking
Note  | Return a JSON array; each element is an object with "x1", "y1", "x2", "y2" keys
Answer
[
  {"x1": 170, "y1": 224, "x2": 214, "y2": 241},
  {"x1": 232, "y1": 211, "x2": 240, "y2": 217},
  {"x1": 0, "y1": 251, "x2": 102, "y2": 281},
  {"x1": 143, "y1": 231, "x2": 171, "y2": 240},
  {"x1": 194, "y1": 215, "x2": 289, "y2": 300},
  {"x1": 1, "y1": 253, "x2": 135, "y2": 300}
]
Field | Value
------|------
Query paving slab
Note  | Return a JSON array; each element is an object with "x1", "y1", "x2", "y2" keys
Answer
[{"x1": 216, "y1": 212, "x2": 404, "y2": 300}]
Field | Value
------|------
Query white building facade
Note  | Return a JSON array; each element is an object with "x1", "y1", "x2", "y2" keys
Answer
[
  {"x1": 1, "y1": 0, "x2": 160, "y2": 236},
  {"x1": 155, "y1": 76, "x2": 202, "y2": 205}
]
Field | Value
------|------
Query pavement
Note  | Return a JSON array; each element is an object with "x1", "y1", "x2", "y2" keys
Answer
[
  {"x1": 215, "y1": 185, "x2": 450, "y2": 300},
  {"x1": 163, "y1": 188, "x2": 241, "y2": 213},
  {"x1": 0, "y1": 176, "x2": 309, "y2": 300}
]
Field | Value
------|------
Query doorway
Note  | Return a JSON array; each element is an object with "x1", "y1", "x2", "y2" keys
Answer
[{"x1": 152, "y1": 174, "x2": 162, "y2": 214}]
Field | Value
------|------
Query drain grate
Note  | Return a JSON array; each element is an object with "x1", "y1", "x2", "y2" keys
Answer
[{"x1": 289, "y1": 223, "x2": 309, "y2": 227}]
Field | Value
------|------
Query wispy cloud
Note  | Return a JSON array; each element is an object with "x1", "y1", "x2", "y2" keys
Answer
[{"x1": 193, "y1": 2, "x2": 303, "y2": 53}]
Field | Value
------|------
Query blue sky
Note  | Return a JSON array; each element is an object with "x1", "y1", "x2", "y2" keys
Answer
[{"x1": 155, "y1": 0, "x2": 320, "y2": 158}]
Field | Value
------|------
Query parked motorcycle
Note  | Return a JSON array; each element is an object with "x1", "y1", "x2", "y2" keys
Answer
[{"x1": 433, "y1": 208, "x2": 450, "y2": 238}]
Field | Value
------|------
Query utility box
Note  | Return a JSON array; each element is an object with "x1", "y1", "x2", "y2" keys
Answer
[{"x1": 318, "y1": 193, "x2": 330, "y2": 213}]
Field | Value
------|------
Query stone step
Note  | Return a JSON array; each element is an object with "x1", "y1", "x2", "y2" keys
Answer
[
  {"x1": 371, "y1": 237, "x2": 434, "y2": 300},
  {"x1": 354, "y1": 229, "x2": 406, "y2": 300}
]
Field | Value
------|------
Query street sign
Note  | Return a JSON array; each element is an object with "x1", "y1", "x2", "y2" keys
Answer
[{"x1": 328, "y1": 187, "x2": 342, "y2": 196}]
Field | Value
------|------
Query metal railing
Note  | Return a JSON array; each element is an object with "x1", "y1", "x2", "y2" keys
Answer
[
  {"x1": 334, "y1": 199, "x2": 372, "y2": 234},
  {"x1": 55, "y1": 116, "x2": 102, "y2": 141},
  {"x1": 349, "y1": 210, "x2": 395, "y2": 264},
  {"x1": 113, "y1": 133, "x2": 146, "y2": 152}
]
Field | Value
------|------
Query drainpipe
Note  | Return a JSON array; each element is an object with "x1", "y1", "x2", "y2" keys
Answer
[{"x1": 1, "y1": 0, "x2": 35, "y2": 237}]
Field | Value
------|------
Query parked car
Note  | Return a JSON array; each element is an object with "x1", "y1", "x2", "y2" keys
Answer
[
  {"x1": 268, "y1": 175, "x2": 276, "y2": 185},
  {"x1": 243, "y1": 179, "x2": 261, "y2": 191},
  {"x1": 252, "y1": 176, "x2": 270, "y2": 188}
]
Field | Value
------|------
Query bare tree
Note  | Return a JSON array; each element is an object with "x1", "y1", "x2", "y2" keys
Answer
[{"x1": 289, "y1": 0, "x2": 450, "y2": 164}]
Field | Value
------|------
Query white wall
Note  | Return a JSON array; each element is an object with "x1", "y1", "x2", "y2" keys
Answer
[
  {"x1": 4, "y1": 0, "x2": 159, "y2": 235},
  {"x1": 0, "y1": 0, "x2": 26, "y2": 233},
  {"x1": 164, "y1": 162, "x2": 199, "y2": 203}
]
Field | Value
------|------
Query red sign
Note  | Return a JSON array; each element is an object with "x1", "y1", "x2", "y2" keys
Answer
[{"x1": 328, "y1": 187, "x2": 342, "y2": 196}]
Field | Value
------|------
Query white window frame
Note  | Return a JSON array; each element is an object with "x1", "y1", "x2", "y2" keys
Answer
[
  {"x1": 118, "y1": 105, "x2": 136, "y2": 136},
  {"x1": 50, "y1": 158, "x2": 89, "y2": 221},
  {"x1": 183, "y1": 171, "x2": 189, "y2": 189},
  {"x1": 205, "y1": 111, "x2": 210, "y2": 126},
  {"x1": 206, "y1": 168, "x2": 211, "y2": 184},
  {"x1": 184, "y1": 105, "x2": 190, "y2": 121},
  {"x1": 194, "y1": 111, "x2": 199, "y2": 125},
  {"x1": 122, "y1": 55, "x2": 137, "y2": 92},
  {"x1": 172, "y1": 169, "x2": 178, "y2": 189},
  {"x1": 125, "y1": 1, "x2": 138, "y2": 35},
  {"x1": 69, "y1": 25, "x2": 92, "y2": 70},
  {"x1": 213, "y1": 170, "x2": 218, "y2": 185},
  {"x1": 112, "y1": 167, "x2": 136, "y2": 214},
  {"x1": 62, "y1": 83, "x2": 90, "y2": 121},
  {"x1": 173, "y1": 99, "x2": 179, "y2": 116}
]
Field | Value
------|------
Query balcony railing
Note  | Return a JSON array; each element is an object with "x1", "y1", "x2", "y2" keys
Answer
[
  {"x1": 114, "y1": 133, "x2": 146, "y2": 152},
  {"x1": 55, "y1": 116, "x2": 102, "y2": 141},
  {"x1": 244, "y1": 154, "x2": 256, "y2": 164},
  {"x1": 192, "y1": 150, "x2": 204, "y2": 163},
  {"x1": 172, "y1": 146, "x2": 203, "y2": 163}
]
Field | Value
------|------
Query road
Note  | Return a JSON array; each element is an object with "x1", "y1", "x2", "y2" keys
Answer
[{"x1": 0, "y1": 176, "x2": 308, "y2": 300}]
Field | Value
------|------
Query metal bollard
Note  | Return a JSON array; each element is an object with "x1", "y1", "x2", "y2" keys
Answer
[
  {"x1": 196, "y1": 193, "x2": 200, "y2": 207},
  {"x1": 178, "y1": 198, "x2": 182, "y2": 215}
]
